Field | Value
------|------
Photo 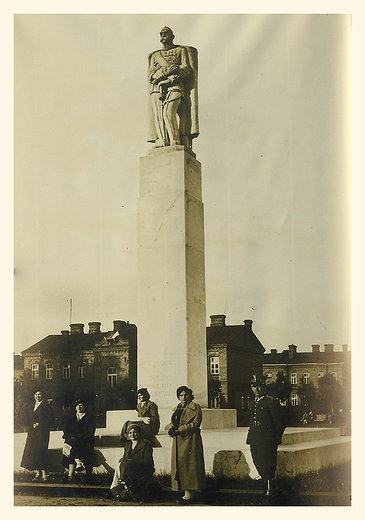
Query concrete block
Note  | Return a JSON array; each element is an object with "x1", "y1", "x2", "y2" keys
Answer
[
  {"x1": 277, "y1": 437, "x2": 351, "y2": 478},
  {"x1": 201, "y1": 408, "x2": 237, "y2": 429},
  {"x1": 213, "y1": 450, "x2": 250, "y2": 479}
]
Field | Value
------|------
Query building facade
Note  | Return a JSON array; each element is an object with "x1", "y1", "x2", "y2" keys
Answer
[
  {"x1": 206, "y1": 315, "x2": 265, "y2": 422},
  {"x1": 263, "y1": 343, "x2": 351, "y2": 409},
  {"x1": 20, "y1": 320, "x2": 137, "y2": 425}
]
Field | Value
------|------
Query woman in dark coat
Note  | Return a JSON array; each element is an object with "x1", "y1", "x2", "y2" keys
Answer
[
  {"x1": 61, "y1": 400, "x2": 96, "y2": 481},
  {"x1": 111, "y1": 423, "x2": 155, "y2": 502},
  {"x1": 20, "y1": 389, "x2": 54, "y2": 481},
  {"x1": 168, "y1": 386, "x2": 206, "y2": 504}
]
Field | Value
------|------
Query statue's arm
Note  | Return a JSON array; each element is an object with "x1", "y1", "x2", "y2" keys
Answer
[
  {"x1": 148, "y1": 48, "x2": 191, "y2": 85},
  {"x1": 177, "y1": 47, "x2": 191, "y2": 80}
]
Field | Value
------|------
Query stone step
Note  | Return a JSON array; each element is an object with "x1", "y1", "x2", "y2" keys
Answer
[{"x1": 277, "y1": 435, "x2": 351, "y2": 478}]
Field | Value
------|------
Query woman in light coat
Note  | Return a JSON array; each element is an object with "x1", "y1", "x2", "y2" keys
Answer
[{"x1": 168, "y1": 386, "x2": 206, "y2": 504}]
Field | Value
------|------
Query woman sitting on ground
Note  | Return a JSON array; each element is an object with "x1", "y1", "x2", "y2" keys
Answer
[
  {"x1": 111, "y1": 423, "x2": 155, "y2": 502},
  {"x1": 61, "y1": 400, "x2": 96, "y2": 482}
]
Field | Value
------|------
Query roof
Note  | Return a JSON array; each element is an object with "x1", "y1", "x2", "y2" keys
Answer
[
  {"x1": 207, "y1": 324, "x2": 265, "y2": 354},
  {"x1": 263, "y1": 349, "x2": 351, "y2": 365},
  {"x1": 22, "y1": 326, "x2": 137, "y2": 356}
]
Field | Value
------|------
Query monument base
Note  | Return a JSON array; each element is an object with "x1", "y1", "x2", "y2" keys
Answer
[
  {"x1": 137, "y1": 145, "x2": 207, "y2": 409},
  {"x1": 105, "y1": 408, "x2": 237, "y2": 433}
]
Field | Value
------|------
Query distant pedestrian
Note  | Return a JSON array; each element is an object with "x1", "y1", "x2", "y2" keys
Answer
[
  {"x1": 60, "y1": 400, "x2": 96, "y2": 482},
  {"x1": 300, "y1": 412, "x2": 309, "y2": 425},
  {"x1": 168, "y1": 386, "x2": 206, "y2": 504},
  {"x1": 246, "y1": 376, "x2": 285, "y2": 496},
  {"x1": 20, "y1": 389, "x2": 54, "y2": 482}
]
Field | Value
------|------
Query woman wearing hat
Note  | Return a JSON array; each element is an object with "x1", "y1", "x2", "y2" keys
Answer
[
  {"x1": 110, "y1": 423, "x2": 155, "y2": 502},
  {"x1": 246, "y1": 376, "x2": 285, "y2": 496},
  {"x1": 168, "y1": 386, "x2": 206, "y2": 504},
  {"x1": 61, "y1": 400, "x2": 96, "y2": 481}
]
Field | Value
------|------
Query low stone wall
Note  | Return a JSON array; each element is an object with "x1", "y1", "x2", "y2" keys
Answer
[{"x1": 14, "y1": 427, "x2": 351, "y2": 479}]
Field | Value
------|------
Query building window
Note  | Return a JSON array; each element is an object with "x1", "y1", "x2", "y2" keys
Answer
[
  {"x1": 317, "y1": 372, "x2": 324, "y2": 379},
  {"x1": 62, "y1": 363, "x2": 70, "y2": 379},
  {"x1": 331, "y1": 372, "x2": 337, "y2": 380},
  {"x1": 31, "y1": 364, "x2": 39, "y2": 380},
  {"x1": 45, "y1": 363, "x2": 53, "y2": 380},
  {"x1": 107, "y1": 367, "x2": 117, "y2": 388},
  {"x1": 210, "y1": 357, "x2": 219, "y2": 375},
  {"x1": 78, "y1": 362, "x2": 86, "y2": 379},
  {"x1": 291, "y1": 393, "x2": 298, "y2": 406},
  {"x1": 290, "y1": 373, "x2": 297, "y2": 385},
  {"x1": 303, "y1": 372, "x2": 310, "y2": 384}
]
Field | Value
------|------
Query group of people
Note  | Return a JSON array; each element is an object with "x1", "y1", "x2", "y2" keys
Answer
[
  {"x1": 20, "y1": 390, "x2": 99, "y2": 483},
  {"x1": 20, "y1": 377, "x2": 285, "y2": 502},
  {"x1": 110, "y1": 385, "x2": 206, "y2": 504}
]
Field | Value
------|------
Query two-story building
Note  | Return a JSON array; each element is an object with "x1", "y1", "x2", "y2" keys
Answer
[
  {"x1": 21, "y1": 319, "x2": 137, "y2": 425},
  {"x1": 206, "y1": 315, "x2": 265, "y2": 423},
  {"x1": 263, "y1": 343, "x2": 351, "y2": 408}
]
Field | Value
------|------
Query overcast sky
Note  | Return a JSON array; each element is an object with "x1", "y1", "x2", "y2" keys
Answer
[{"x1": 14, "y1": 12, "x2": 352, "y2": 355}]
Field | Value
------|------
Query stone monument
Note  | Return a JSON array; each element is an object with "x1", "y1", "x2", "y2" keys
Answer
[{"x1": 137, "y1": 27, "x2": 208, "y2": 417}]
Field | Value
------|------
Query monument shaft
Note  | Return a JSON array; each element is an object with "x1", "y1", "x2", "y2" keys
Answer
[{"x1": 137, "y1": 145, "x2": 207, "y2": 409}]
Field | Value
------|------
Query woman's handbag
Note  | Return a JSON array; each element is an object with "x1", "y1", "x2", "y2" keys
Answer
[{"x1": 62, "y1": 443, "x2": 72, "y2": 457}]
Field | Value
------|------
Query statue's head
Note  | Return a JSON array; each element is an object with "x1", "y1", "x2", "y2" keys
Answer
[{"x1": 160, "y1": 26, "x2": 174, "y2": 45}]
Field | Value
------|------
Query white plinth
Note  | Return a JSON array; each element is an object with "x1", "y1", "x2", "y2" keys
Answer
[{"x1": 137, "y1": 145, "x2": 207, "y2": 409}]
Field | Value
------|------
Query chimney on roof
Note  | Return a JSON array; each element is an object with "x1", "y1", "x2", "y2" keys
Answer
[
  {"x1": 270, "y1": 349, "x2": 277, "y2": 354},
  {"x1": 88, "y1": 322, "x2": 101, "y2": 334},
  {"x1": 244, "y1": 319, "x2": 253, "y2": 330},
  {"x1": 113, "y1": 320, "x2": 127, "y2": 333},
  {"x1": 210, "y1": 315, "x2": 226, "y2": 327},
  {"x1": 288, "y1": 344, "x2": 297, "y2": 359},
  {"x1": 70, "y1": 323, "x2": 84, "y2": 335},
  {"x1": 324, "y1": 343, "x2": 334, "y2": 353},
  {"x1": 61, "y1": 330, "x2": 70, "y2": 336},
  {"x1": 342, "y1": 344, "x2": 348, "y2": 352},
  {"x1": 312, "y1": 344, "x2": 320, "y2": 353}
]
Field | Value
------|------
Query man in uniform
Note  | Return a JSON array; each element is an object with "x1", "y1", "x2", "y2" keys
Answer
[
  {"x1": 246, "y1": 375, "x2": 286, "y2": 496},
  {"x1": 148, "y1": 27, "x2": 199, "y2": 149}
]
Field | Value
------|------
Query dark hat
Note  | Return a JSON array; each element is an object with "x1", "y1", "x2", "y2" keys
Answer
[
  {"x1": 126, "y1": 422, "x2": 142, "y2": 434},
  {"x1": 176, "y1": 386, "x2": 194, "y2": 400},
  {"x1": 137, "y1": 388, "x2": 150, "y2": 400},
  {"x1": 250, "y1": 375, "x2": 267, "y2": 387}
]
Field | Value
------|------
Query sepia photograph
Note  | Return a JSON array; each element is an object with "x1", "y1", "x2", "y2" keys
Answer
[{"x1": 12, "y1": 9, "x2": 353, "y2": 509}]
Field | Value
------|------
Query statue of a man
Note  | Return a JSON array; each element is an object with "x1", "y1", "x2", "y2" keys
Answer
[{"x1": 147, "y1": 27, "x2": 199, "y2": 149}]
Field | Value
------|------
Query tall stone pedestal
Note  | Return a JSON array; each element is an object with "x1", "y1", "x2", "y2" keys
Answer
[{"x1": 137, "y1": 145, "x2": 207, "y2": 409}]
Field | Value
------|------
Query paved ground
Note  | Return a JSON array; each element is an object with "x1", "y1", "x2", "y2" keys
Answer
[
  {"x1": 14, "y1": 493, "x2": 351, "y2": 507},
  {"x1": 13, "y1": 484, "x2": 351, "y2": 507}
]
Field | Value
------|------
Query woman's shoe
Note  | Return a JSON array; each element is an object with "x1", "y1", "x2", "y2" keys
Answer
[
  {"x1": 32, "y1": 475, "x2": 41, "y2": 482},
  {"x1": 178, "y1": 497, "x2": 194, "y2": 505}
]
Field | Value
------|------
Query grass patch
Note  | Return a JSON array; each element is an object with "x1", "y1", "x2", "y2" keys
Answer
[{"x1": 14, "y1": 462, "x2": 350, "y2": 494}]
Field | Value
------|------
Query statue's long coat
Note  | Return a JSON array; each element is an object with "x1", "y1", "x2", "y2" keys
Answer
[{"x1": 169, "y1": 401, "x2": 206, "y2": 491}]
